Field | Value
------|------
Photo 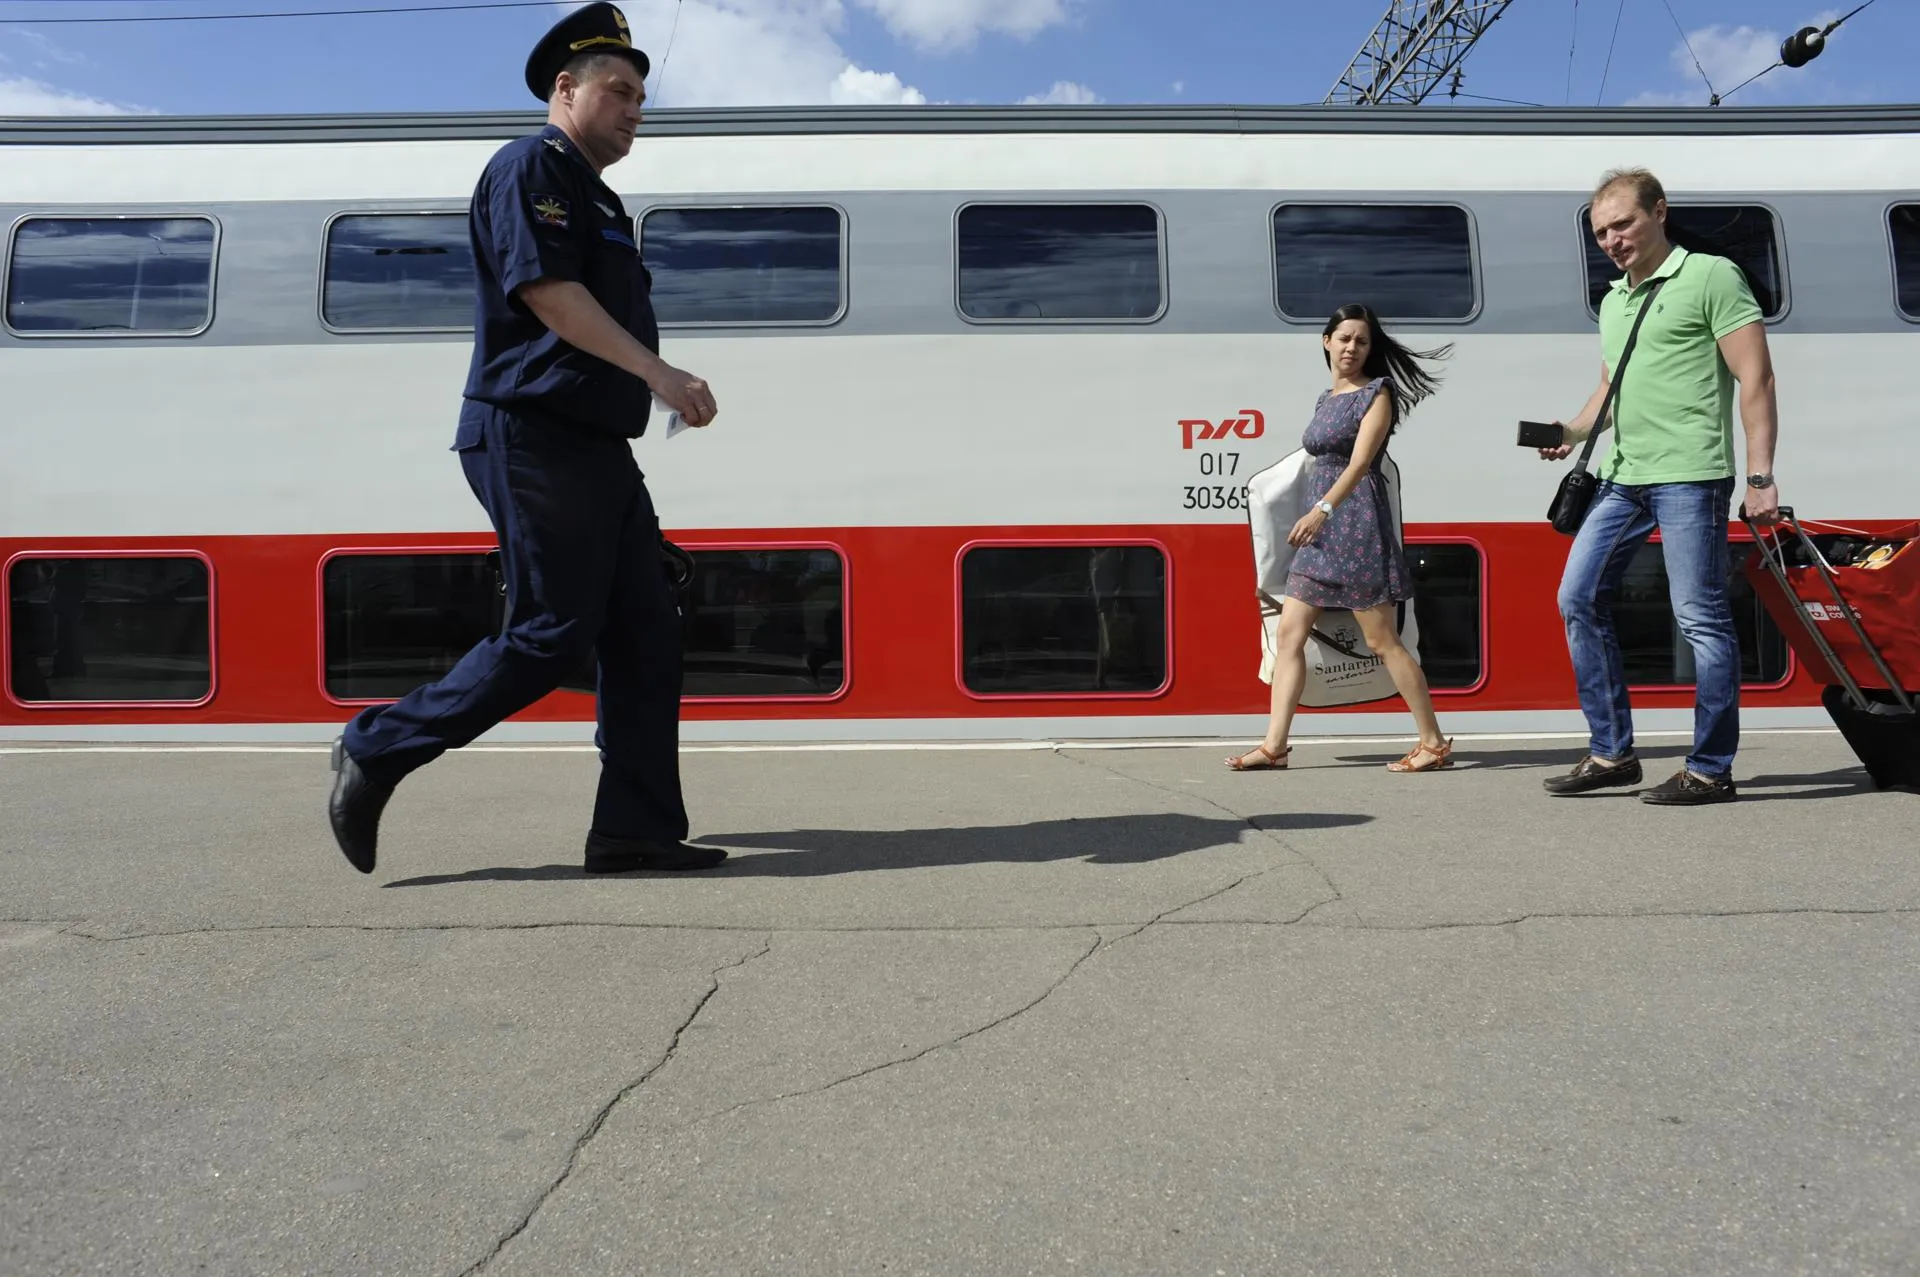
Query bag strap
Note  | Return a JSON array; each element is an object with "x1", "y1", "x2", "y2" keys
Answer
[{"x1": 1572, "y1": 274, "x2": 1669, "y2": 473}]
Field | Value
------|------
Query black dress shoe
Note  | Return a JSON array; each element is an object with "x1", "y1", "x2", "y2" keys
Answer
[
  {"x1": 328, "y1": 737, "x2": 395, "y2": 874},
  {"x1": 1542, "y1": 754, "x2": 1643, "y2": 796},
  {"x1": 1638, "y1": 769, "x2": 1738, "y2": 805},
  {"x1": 583, "y1": 832, "x2": 728, "y2": 873}
]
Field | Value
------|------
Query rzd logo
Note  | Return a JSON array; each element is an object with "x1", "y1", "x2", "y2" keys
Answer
[{"x1": 1181, "y1": 409, "x2": 1264, "y2": 450}]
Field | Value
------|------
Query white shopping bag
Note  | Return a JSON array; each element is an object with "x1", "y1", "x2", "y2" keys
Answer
[{"x1": 1246, "y1": 448, "x2": 1420, "y2": 708}]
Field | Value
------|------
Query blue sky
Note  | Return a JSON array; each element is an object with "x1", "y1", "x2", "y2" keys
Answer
[{"x1": 0, "y1": 0, "x2": 1913, "y2": 116}]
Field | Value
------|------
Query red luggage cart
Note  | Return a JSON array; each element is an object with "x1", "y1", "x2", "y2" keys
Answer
[{"x1": 1742, "y1": 507, "x2": 1920, "y2": 790}]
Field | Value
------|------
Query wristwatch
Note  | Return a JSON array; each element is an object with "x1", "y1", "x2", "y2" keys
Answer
[
  {"x1": 1316, "y1": 500, "x2": 1334, "y2": 516},
  {"x1": 1746, "y1": 473, "x2": 1775, "y2": 490}
]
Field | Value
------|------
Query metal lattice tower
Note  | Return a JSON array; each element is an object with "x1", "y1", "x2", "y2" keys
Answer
[{"x1": 1325, "y1": 0, "x2": 1518, "y2": 105}]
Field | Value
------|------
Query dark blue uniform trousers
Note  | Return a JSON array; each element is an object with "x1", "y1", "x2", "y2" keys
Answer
[{"x1": 342, "y1": 404, "x2": 689, "y2": 843}]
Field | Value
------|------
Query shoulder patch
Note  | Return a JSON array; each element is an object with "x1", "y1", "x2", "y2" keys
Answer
[{"x1": 531, "y1": 194, "x2": 570, "y2": 229}]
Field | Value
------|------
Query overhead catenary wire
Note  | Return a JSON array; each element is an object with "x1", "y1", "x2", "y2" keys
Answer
[
  {"x1": 1717, "y1": 0, "x2": 1881, "y2": 105},
  {"x1": 1564, "y1": 0, "x2": 1580, "y2": 106},
  {"x1": 1450, "y1": 91, "x2": 1544, "y2": 107},
  {"x1": 652, "y1": 0, "x2": 683, "y2": 107},
  {"x1": 1657, "y1": 0, "x2": 1718, "y2": 103},
  {"x1": 1593, "y1": 0, "x2": 1627, "y2": 105}
]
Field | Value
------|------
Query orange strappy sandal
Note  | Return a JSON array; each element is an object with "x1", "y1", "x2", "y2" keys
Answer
[
  {"x1": 1387, "y1": 738, "x2": 1454, "y2": 773},
  {"x1": 1226, "y1": 744, "x2": 1290, "y2": 771}
]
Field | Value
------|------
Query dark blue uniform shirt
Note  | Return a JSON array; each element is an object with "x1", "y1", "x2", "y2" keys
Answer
[{"x1": 456, "y1": 124, "x2": 659, "y2": 443}]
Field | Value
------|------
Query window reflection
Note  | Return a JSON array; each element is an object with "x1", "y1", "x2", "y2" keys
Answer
[
  {"x1": 1581, "y1": 204, "x2": 1785, "y2": 316},
  {"x1": 1406, "y1": 544, "x2": 1482, "y2": 688},
  {"x1": 1273, "y1": 204, "x2": 1475, "y2": 320},
  {"x1": 5, "y1": 217, "x2": 216, "y2": 334},
  {"x1": 7, "y1": 557, "x2": 211, "y2": 702},
  {"x1": 681, "y1": 549, "x2": 845, "y2": 696},
  {"x1": 323, "y1": 555, "x2": 498, "y2": 700},
  {"x1": 1614, "y1": 542, "x2": 1789, "y2": 686},
  {"x1": 641, "y1": 207, "x2": 842, "y2": 324},
  {"x1": 1891, "y1": 204, "x2": 1920, "y2": 320},
  {"x1": 322, "y1": 214, "x2": 473, "y2": 330},
  {"x1": 322, "y1": 548, "x2": 846, "y2": 701},
  {"x1": 957, "y1": 204, "x2": 1162, "y2": 321},
  {"x1": 962, "y1": 546, "x2": 1167, "y2": 693}
]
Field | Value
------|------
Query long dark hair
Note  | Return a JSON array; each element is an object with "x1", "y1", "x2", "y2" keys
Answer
[{"x1": 1320, "y1": 303, "x2": 1452, "y2": 430}]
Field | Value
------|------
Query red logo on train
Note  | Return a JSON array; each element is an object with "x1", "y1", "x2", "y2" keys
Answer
[{"x1": 1180, "y1": 410, "x2": 1264, "y2": 449}]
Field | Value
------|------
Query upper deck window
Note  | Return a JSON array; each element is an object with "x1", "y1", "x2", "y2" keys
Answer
[
  {"x1": 640, "y1": 206, "x2": 844, "y2": 325},
  {"x1": 957, "y1": 203, "x2": 1164, "y2": 322},
  {"x1": 1891, "y1": 204, "x2": 1920, "y2": 321},
  {"x1": 321, "y1": 213, "x2": 473, "y2": 331},
  {"x1": 1580, "y1": 204, "x2": 1786, "y2": 318},
  {"x1": 1272, "y1": 204, "x2": 1477, "y2": 322},
  {"x1": 4, "y1": 216, "x2": 216, "y2": 335}
]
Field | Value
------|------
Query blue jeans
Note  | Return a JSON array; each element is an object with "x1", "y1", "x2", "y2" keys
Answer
[{"x1": 1556, "y1": 478, "x2": 1740, "y2": 778}]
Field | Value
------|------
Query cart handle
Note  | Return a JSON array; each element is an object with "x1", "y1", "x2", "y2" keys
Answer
[{"x1": 1740, "y1": 505, "x2": 1916, "y2": 714}]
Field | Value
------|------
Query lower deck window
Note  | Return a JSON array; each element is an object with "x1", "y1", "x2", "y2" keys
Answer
[
  {"x1": 6, "y1": 556, "x2": 212, "y2": 703},
  {"x1": 321, "y1": 548, "x2": 846, "y2": 701},
  {"x1": 961, "y1": 545, "x2": 1168, "y2": 694},
  {"x1": 1406, "y1": 544, "x2": 1482, "y2": 689},
  {"x1": 681, "y1": 549, "x2": 844, "y2": 697},
  {"x1": 322, "y1": 554, "x2": 498, "y2": 701},
  {"x1": 1617, "y1": 542, "x2": 1790, "y2": 686}
]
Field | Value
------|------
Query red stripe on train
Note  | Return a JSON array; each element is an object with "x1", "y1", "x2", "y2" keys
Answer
[{"x1": 0, "y1": 522, "x2": 1873, "y2": 727}]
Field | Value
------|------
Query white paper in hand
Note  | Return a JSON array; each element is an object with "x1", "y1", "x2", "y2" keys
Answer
[{"x1": 652, "y1": 394, "x2": 689, "y2": 439}]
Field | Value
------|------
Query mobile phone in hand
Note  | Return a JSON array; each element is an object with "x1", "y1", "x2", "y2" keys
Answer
[{"x1": 1517, "y1": 420, "x2": 1564, "y2": 449}]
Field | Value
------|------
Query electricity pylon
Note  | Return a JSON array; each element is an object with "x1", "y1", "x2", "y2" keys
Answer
[{"x1": 1325, "y1": 0, "x2": 1519, "y2": 105}]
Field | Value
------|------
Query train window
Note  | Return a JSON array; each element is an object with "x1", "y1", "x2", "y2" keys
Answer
[
  {"x1": 1616, "y1": 542, "x2": 1790, "y2": 687},
  {"x1": 4, "y1": 216, "x2": 216, "y2": 335},
  {"x1": 322, "y1": 553, "x2": 499, "y2": 701},
  {"x1": 1271, "y1": 204, "x2": 1476, "y2": 321},
  {"x1": 956, "y1": 204, "x2": 1164, "y2": 322},
  {"x1": 321, "y1": 547, "x2": 846, "y2": 701},
  {"x1": 1891, "y1": 204, "x2": 1920, "y2": 320},
  {"x1": 6, "y1": 557, "x2": 212, "y2": 703},
  {"x1": 639, "y1": 206, "x2": 843, "y2": 325},
  {"x1": 681, "y1": 549, "x2": 845, "y2": 697},
  {"x1": 1406, "y1": 544, "x2": 1482, "y2": 689},
  {"x1": 1580, "y1": 204, "x2": 1785, "y2": 318},
  {"x1": 961, "y1": 545, "x2": 1167, "y2": 694},
  {"x1": 321, "y1": 213, "x2": 473, "y2": 331}
]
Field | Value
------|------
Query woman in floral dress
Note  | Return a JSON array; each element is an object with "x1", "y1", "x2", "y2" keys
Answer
[{"x1": 1228, "y1": 304, "x2": 1456, "y2": 774}]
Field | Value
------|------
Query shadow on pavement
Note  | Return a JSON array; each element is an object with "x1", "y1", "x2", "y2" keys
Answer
[{"x1": 382, "y1": 810, "x2": 1372, "y2": 887}]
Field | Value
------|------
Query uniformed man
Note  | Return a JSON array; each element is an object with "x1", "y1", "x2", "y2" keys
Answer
[{"x1": 327, "y1": 1, "x2": 726, "y2": 875}]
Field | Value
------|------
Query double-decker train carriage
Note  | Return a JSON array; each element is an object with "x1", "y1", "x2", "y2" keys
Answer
[{"x1": 3, "y1": 104, "x2": 1918, "y2": 742}]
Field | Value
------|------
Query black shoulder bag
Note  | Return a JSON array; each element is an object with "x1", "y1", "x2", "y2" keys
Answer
[{"x1": 1548, "y1": 275, "x2": 1667, "y2": 536}]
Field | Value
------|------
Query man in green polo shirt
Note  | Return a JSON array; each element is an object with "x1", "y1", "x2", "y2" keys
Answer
[{"x1": 1537, "y1": 167, "x2": 1782, "y2": 805}]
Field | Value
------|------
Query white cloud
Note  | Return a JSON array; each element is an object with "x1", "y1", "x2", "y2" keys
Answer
[
  {"x1": 852, "y1": 0, "x2": 1073, "y2": 52},
  {"x1": 6, "y1": 30, "x2": 89, "y2": 68},
  {"x1": 550, "y1": 0, "x2": 1078, "y2": 109},
  {"x1": 1625, "y1": 19, "x2": 1849, "y2": 107},
  {"x1": 830, "y1": 64, "x2": 927, "y2": 104},
  {"x1": 1021, "y1": 79, "x2": 1098, "y2": 105},
  {"x1": 1171, "y1": 79, "x2": 1184, "y2": 96},
  {"x1": 0, "y1": 74, "x2": 149, "y2": 115},
  {"x1": 1675, "y1": 23, "x2": 1776, "y2": 96},
  {"x1": 588, "y1": 0, "x2": 935, "y2": 108}
]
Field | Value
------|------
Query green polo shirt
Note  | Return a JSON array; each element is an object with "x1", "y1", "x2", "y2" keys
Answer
[{"x1": 1597, "y1": 245, "x2": 1763, "y2": 485}]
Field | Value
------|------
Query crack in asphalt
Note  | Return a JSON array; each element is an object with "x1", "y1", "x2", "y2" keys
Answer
[
  {"x1": 1050, "y1": 747, "x2": 1349, "y2": 921},
  {"x1": 456, "y1": 934, "x2": 773, "y2": 1277},
  {"x1": 691, "y1": 929, "x2": 1106, "y2": 1128},
  {"x1": 31, "y1": 905, "x2": 1920, "y2": 947}
]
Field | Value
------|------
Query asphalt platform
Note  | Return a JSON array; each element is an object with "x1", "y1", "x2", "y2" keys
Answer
[{"x1": 3, "y1": 729, "x2": 1916, "y2": 1275}]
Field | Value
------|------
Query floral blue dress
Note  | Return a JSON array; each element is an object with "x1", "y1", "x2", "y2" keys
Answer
[{"x1": 1282, "y1": 376, "x2": 1413, "y2": 611}]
